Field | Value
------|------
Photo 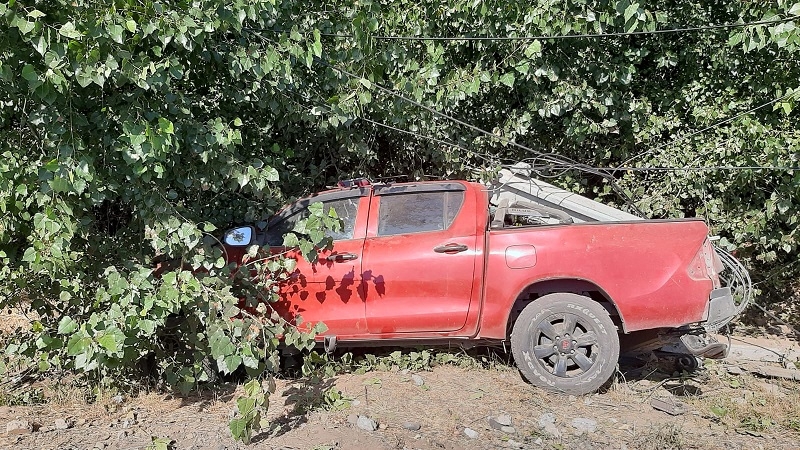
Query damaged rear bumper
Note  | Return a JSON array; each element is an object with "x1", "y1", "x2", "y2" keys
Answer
[{"x1": 706, "y1": 287, "x2": 737, "y2": 328}]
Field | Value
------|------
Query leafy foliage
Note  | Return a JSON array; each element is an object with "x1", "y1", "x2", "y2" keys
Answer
[
  {"x1": 229, "y1": 378, "x2": 270, "y2": 444},
  {"x1": 0, "y1": 0, "x2": 799, "y2": 441}
]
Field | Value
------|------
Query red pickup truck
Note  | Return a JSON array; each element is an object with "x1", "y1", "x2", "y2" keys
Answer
[{"x1": 223, "y1": 178, "x2": 743, "y2": 394}]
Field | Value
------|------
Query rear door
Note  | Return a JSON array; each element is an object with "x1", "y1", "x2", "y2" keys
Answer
[
  {"x1": 264, "y1": 188, "x2": 370, "y2": 336},
  {"x1": 361, "y1": 183, "x2": 479, "y2": 334}
]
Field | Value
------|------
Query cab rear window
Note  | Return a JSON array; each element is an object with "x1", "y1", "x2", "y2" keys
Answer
[{"x1": 377, "y1": 191, "x2": 464, "y2": 236}]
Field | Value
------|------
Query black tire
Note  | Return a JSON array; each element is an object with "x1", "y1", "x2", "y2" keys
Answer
[{"x1": 511, "y1": 293, "x2": 620, "y2": 395}]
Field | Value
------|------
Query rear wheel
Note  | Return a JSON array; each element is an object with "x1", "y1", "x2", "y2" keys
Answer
[{"x1": 511, "y1": 293, "x2": 619, "y2": 395}]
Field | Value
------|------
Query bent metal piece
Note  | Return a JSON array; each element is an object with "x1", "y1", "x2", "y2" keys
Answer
[{"x1": 679, "y1": 334, "x2": 728, "y2": 359}]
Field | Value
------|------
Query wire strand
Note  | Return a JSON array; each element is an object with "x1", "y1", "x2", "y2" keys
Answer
[
  {"x1": 606, "y1": 165, "x2": 800, "y2": 172},
  {"x1": 248, "y1": 15, "x2": 798, "y2": 42}
]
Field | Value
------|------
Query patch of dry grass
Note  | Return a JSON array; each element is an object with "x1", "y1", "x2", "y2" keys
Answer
[
  {"x1": 632, "y1": 422, "x2": 686, "y2": 450},
  {"x1": 0, "y1": 308, "x2": 33, "y2": 335},
  {"x1": 683, "y1": 361, "x2": 800, "y2": 435}
]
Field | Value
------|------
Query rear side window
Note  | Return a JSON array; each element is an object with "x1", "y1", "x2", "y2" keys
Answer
[
  {"x1": 377, "y1": 191, "x2": 465, "y2": 236},
  {"x1": 265, "y1": 197, "x2": 360, "y2": 246}
]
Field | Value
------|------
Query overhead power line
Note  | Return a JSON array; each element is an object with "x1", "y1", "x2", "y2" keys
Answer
[
  {"x1": 248, "y1": 15, "x2": 797, "y2": 42},
  {"x1": 608, "y1": 165, "x2": 800, "y2": 172}
]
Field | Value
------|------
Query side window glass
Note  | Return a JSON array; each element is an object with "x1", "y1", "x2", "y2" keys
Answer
[
  {"x1": 265, "y1": 197, "x2": 360, "y2": 246},
  {"x1": 325, "y1": 198, "x2": 359, "y2": 241},
  {"x1": 377, "y1": 191, "x2": 465, "y2": 236}
]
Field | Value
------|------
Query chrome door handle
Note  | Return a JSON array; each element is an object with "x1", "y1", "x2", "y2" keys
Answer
[
  {"x1": 326, "y1": 252, "x2": 358, "y2": 262},
  {"x1": 433, "y1": 244, "x2": 468, "y2": 253}
]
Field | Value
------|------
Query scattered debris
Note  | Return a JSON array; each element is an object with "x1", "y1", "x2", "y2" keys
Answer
[
  {"x1": 356, "y1": 416, "x2": 378, "y2": 432},
  {"x1": 493, "y1": 414, "x2": 513, "y2": 426},
  {"x1": 754, "y1": 381, "x2": 787, "y2": 398},
  {"x1": 507, "y1": 439, "x2": 525, "y2": 449},
  {"x1": 54, "y1": 418, "x2": 72, "y2": 430},
  {"x1": 571, "y1": 418, "x2": 598, "y2": 434},
  {"x1": 538, "y1": 413, "x2": 561, "y2": 438},
  {"x1": 650, "y1": 398, "x2": 688, "y2": 416},
  {"x1": 489, "y1": 414, "x2": 516, "y2": 434},
  {"x1": 751, "y1": 365, "x2": 800, "y2": 381},
  {"x1": 6, "y1": 420, "x2": 32, "y2": 436},
  {"x1": 726, "y1": 366, "x2": 745, "y2": 376}
]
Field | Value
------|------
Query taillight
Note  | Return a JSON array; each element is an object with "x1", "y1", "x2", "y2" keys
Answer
[{"x1": 687, "y1": 239, "x2": 721, "y2": 287}]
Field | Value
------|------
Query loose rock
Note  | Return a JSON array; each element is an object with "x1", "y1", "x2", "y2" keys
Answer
[
  {"x1": 402, "y1": 422, "x2": 422, "y2": 431},
  {"x1": 411, "y1": 374, "x2": 425, "y2": 386},
  {"x1": 464, "y1": 427, "x2": 479, "y2": 439},
  {"x1": 538, "y1": 413, "x2": 560, "y2": 438},
  {"x1": 356, "y1": 416, "x2": 378, "y2": 432},
  {"x1": 727, "y1": 366, "x2": 745, "y2": 376},
  {"x1": 507, "y1": 439, "x2": 525, "y2": 449},
  {"x1": 488, "y1": 417, "x2": 504, "y2": 430},
  {"x1": 54, "y1": 418, "x2": 72, "y2": 430},
  {"x1": 500, "y1": 425, "x2": 516, "y2": 434},
  {"x1": 571, "y1": 418, "x2": 598, "y2": 434},
  {"x1": 347, "y1": 414, "x2": 359, "y2": 425},
  {"x1": 494, "y1": 414, "x2": 513, "y2": 426},
  {"x1": 6, "y1": 420, "x2": 31, "y2": 435}
]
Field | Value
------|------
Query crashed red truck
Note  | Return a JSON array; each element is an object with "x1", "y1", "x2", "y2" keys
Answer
[{"x1": 221, "y1": 167, "x2": 749, "y2": 395}]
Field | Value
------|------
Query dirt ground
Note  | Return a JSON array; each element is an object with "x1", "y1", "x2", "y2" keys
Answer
[{"x1": 2, "y1": 334, "x2": 800, "y2": 450}]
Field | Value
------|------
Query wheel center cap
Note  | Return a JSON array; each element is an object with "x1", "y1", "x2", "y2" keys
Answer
[{"x1": 560, "y1": 339, "x2": 573, "y2": 352}]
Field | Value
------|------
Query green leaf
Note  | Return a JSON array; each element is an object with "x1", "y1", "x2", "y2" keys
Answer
[
  {"x1": 158, "y1": 117, "x2": 174, "y2": 134},
  {"x1": 108, "y1": 24, "x2": 124, "y2": 43},
  {"x1": 499, "y1": 72, "x2": 515, "y2": 87},
  {"x1": 624, "y1": 3, "x2": 640, "y2": 22},
  {"x1": 524, "y1": 40, "x2": 542, "y2": 57},
  {"x1": 21, "y1": 64, "x2": 39, "y2": 87},
  {"x1": 147, "y1": 437, "x2": 173, "y2": 450},
  {"x1": 789, "y1": 3, "x2": 800, "y2": 16},
  {"x1": 710, "y1": 406, "x2": 728, "y2": 418},
  {"x1": 66, "y1": 334, "x2": 90, "y2": 356},
  {"x1": 263, "y1": 167, "x2": 279, "y2": 182},
  {"x1": 22, "y1": 247, "x2": 37, "y2": 262},
  {"x1": 125, "y1": 19, "x2": 137, "y2": 33},
  {"x1": 33, "y1": 35, "x2": 48, "y2": 55},
  {"x1": 97, "y1": 334, "x2": 116, "y2": 353},
  {"x1": 27, "y1": 10, "x2": 46, "y2": 19},
  {"x1": 59, "y1": 22, "x2": 83, "y2": 39},
  {"x1": 12, "y1": 16, "x2": 35, "y2": 34},
  {"x1": 312, "y1": 29, "x2": 322, "y2": 58},
  {"x1": 243, "y1": 379, "x2": 261, "y2": 397},
  {"x1": 57, "y1": 316, "x2": 78, "y2": 335},
  {"x1": 229, "y1": 418, "x2": 247, "y2": 440}
]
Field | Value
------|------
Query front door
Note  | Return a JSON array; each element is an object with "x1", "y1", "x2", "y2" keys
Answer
[
  {"x1": 265, "y1": 189, "x2": 370, "y2": 336},
  {"x1": 361, "y1": 183, "x2": 479, "y2": 334}
]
